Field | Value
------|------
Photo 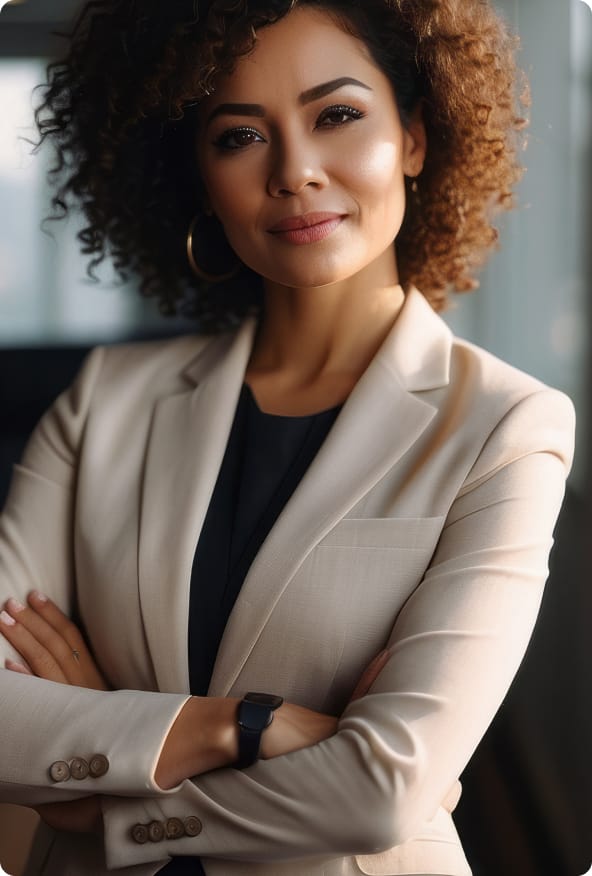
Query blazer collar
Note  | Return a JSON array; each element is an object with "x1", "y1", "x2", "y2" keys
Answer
[
  {"x1": 138, "y1": 287, "x2": 452, "y2": 695},
  {"x1": 208, "y1": 288, "x2": 453, "y2": 695},
  {"x1": 182, "y1": 286, "x2": 452, "y2": 394},
  {"x1": 373, "y1": 285, "x2": 452, "y2": 392}
]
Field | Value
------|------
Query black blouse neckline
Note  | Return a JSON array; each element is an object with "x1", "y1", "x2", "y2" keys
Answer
[{"x1": 243, "y1": 381, "x2": 343, "y2": 420}]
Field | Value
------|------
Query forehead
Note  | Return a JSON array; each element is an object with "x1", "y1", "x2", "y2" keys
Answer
[{"x1": 203, "y1": 6, "x2": 381, "y2": 101}]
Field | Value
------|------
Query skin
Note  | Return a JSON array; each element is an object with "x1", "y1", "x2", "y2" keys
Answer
[
  {"x1": 0, "y1": 592, "x2": 384, "y2": 834},
  {"x1": 0, "y1": 6, "x2": 430, "y2": 837},
  {"x1": 197, "y1": 5, "x2": 426, "y2": 415}
]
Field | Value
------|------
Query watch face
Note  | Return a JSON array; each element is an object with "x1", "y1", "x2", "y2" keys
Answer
[{"x1": 245, "y1": 692, "x2": 284, "y2": 709}]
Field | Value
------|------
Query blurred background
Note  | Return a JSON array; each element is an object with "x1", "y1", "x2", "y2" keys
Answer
[{"x1": 0, "y1": 0, "x2": 590, "y2": 874}]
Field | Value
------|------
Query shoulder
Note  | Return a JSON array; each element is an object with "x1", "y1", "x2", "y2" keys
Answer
[
  {"x1": 98, "y1": 332, "x2": 214, "y2": 382},
  {"x1": 73, "y1": 331, "x2": 228, "y2": 402},
  {"x1": 446, "y1": 335, "x2": 575, "y2": 479},
  {"x1": 402, "y1": 287, "x2": 574, "y2": 454},
  {"x1": 40, "y1": 330, "x2": 234, "y2": 445},
  {"x1": 448, "y1": 332, "x2": 574, "y2": 421},
  {"x1": 450, "y1": 334, "x2": 551, "y2": 398},
  {"x1": 24, "y1": 334, "x2": 220, "y2": 466}
]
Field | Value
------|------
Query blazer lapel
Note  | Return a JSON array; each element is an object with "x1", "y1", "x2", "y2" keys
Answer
[
  {"x1": 138, "y1": 320, "x2": 257, "y2": 693},
  {"x1": 208, "y1": 289, "x2": 453, "y2": 696}
]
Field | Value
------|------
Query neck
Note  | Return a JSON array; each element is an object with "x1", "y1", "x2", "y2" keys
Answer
[
  {"x1": 243, "y1": 250, "x2": 407, "y2": 415},
  {"x1": 249, "y1": 273, "x2": 405, "y2": 386}
]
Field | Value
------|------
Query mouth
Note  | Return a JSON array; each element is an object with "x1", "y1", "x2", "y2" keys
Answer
[{"x1": 267, "y1": 212, "x2": 345, "y2": 245}]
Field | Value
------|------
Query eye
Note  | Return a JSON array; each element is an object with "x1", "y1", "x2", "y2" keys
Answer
[
  {"x1": 213, "y1": 126, "x2": 265, "y2": 151},
  {"x1": 316, "y1": 104, "x2": 365, "y2": 129}
]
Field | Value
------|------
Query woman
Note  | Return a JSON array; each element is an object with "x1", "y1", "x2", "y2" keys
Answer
[{"x1": 0, "y1": 1, "x2": 574, "y2": 874}]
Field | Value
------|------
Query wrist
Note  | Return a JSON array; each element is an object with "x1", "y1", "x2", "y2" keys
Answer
[
  {"x1": 235, "y1": 692, "x2": 284, "y2": 769},
  {"x1": 211, "y1": 696, "x2": 241, "y2": 765},
  {"x1": 260, "y1": 702, "x2": 339, "y2": 759},
  {"x1": 154, "y1": 696, "x2": 240, "y2": 789}
]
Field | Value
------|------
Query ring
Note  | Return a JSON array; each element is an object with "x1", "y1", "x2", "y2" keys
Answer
[{"x1": 72, "y1": 649, "x2": 80, "y2": 662}]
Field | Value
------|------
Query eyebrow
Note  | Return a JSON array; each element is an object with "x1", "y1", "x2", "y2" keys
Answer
[
  {"x1": 300, "y1": 76, "x2": 372, "y2": 104},
  {"x1": 205, "y1": 77, "x2": 372, "y2": 125}
]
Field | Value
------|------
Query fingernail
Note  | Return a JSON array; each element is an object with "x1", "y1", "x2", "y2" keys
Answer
[
  {"x1": 5, "y1": 659, "x2": 30, "y2": 674},
  {"x1": 0, "y1": 610, "x2": 16, "y2": 626},
  {"x1": 30, "y1": 590, "x2": 48, "y2": 603},
  {"x1": 6, "y1": 597, "x2": 25, "y2": 613}
]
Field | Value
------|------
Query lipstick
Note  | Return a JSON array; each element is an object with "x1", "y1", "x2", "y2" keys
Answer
[{"x1": 268, "y1": 212, "x2": 345, "y2": 245}]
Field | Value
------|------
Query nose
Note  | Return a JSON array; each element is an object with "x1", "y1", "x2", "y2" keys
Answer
[{"x1": 267, "y1": 136, "x2": 328, "y2": 198}]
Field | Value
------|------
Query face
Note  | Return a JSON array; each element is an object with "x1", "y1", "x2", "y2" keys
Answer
[{"x1": 196, "y1": 5, "x2": 426, "y2": 292}]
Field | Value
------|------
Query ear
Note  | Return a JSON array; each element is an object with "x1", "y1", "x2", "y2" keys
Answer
[{"x1": 402, "y1": 100, "x2": 427, "y2": 178}]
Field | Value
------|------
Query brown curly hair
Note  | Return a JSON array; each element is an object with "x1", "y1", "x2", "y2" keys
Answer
[{"x1": 34, "y1": 0, "x2": 529, "y2": 330}]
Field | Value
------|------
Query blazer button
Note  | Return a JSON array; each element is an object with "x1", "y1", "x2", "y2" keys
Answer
[
  {"x1": 131, "y1": 823, "x2": 149, "y2": 844},
  {"x1": 165, "y1": 817, "x2": 185, "y2": 839},
  {"x1": 183, "y1": 816, "x2": 202, "y2": 837},
  {"x1": 148, "y1": 820, "x2": 165, "y2": 843},
  {"x1": 49, "y1": 761, "x2": 70, "y2": 783},
  {"x1": 70, "y1": 757, "x2": 90, "y2": 780},
  {"x1": 88, "y1": 754, "x2": 110, "y2": 778}
]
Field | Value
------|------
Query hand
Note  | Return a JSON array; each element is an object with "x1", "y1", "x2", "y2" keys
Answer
[
  {"x1": 155, "y1": 694, "x2": 340, "y2": 790},
  {"x1": 261, "y1": 703, "x2": 338, "y2": 760},
  {"x1": 34, "y1": 795, "x2": 103, "y2": 835},
  {"x1": 0, "y1": 591, "x2": 109, "y2": 690},
  {"x1": 261, "y1": 649, "x2": 394, "y2": 761},
  {"x1": 349, "y1": 648, "x2": 392, "y2": 702}
]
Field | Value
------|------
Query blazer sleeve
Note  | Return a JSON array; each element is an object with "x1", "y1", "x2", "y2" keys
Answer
[
  {"x1": 100, "y1": 388, "x2": 576, "y2": 869},
  {"x1": 0, "y1": 347, "x2": 190, "y2": 805}
]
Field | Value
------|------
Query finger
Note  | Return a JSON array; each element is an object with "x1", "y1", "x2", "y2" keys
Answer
[
  {"x1": 0, "y1": 607, "x2": 69, "y2": 683},
  {"x1": 349, "y1": 648, "x2": 392, "y2": 702},
  {"x1": 4, "y1": 596, "x2": 78, "y2": 667},
  {"x1": 26, "y1": 591, "x2": 109, "y2": 690},
  {"x1": 27, "y1": 591, "x2": 88, "y2": 652},
  {"x1": 5, "y1": 658, "x2": 33, "y2": 676},
  {"x1": 4, "y1": 595, "x2": 88, "y2": 680}
]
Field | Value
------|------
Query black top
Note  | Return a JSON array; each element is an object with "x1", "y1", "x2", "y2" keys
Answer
[{"x1": 162, "y1": 383, "x2": 341, "y2": 873}]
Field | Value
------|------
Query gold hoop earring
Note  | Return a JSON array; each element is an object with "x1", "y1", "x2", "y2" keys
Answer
[{"x1": 186, "y1": 214, "x2": 241, "y2": 283}]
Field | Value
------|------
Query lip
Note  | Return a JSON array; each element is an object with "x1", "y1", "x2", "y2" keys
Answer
[
  {"x1": 267, "y1": 212, "x2": 345, "y2": 245},
  {"x1": 268, "y1": 212, "x2": 344, "y2": 232}
]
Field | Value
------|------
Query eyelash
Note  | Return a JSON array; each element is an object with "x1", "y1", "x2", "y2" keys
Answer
[
  {"x1": 213, "y1": 126, "x2": 263, "y2": 151},
  {"x1": 316, "y1": 104, "x2": 365, "y2": 128},
  {"x1": 213, "y1": 104, "x2": 365, "y2": 152}
]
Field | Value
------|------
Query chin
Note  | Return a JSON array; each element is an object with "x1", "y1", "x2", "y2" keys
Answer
[
  {"x1": 260, "y1": 257, "x2": 360, "y2": 290},
  {"x1": 268, "y1": 273, "x2": 353, "y2": 291}
]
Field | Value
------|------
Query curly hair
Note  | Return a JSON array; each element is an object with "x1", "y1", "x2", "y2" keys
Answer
[{"x1": 34, "y1": 0, "x2": 529, "y2": 330}]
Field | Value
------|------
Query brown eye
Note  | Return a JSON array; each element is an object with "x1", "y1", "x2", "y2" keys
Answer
[
  {"x1": 214, "y1": 127, "x2": 264, "y2": 151},
  {"x1": 316, "y1": 104, "x2": 365, "y2": 128}
]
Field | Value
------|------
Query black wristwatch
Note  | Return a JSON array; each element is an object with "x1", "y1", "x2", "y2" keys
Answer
[{"x1": 235, "y1": 691, "x2": 284, "y2": 769}]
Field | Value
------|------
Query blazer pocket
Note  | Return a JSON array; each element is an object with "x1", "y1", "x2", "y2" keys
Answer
[
  {"x1": 308, "y1": 518, "x2": 445, "y2": 715},
  {"x1": 317, "y1": 516, "x2": 445, "y2": 550}
]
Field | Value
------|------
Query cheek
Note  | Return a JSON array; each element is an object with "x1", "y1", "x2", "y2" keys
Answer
[
  {"x1": 200, "y1": 163, "x2": 265, "y2": 267},
  {"x1": 348, "y1": 139, "x2": 405, "y2": 202},
  {"x1": 202, "y1": 165, "x2": 245, "y2": 221},
  {"x1": 198, "y1": 145, "x2": 250, "y2": 221}
]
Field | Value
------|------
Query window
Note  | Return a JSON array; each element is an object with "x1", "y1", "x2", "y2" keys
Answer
[
  {"x1": 444, "y1": 0, "x2": 591, "y2": 487},
  {"x1": 0, "y1": 1, "x2": 590, "y2": 485}
]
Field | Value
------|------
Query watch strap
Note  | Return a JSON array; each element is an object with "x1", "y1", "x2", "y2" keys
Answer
[{"x1": 235, "y1": 692, "x2": 283, "y2": 769}]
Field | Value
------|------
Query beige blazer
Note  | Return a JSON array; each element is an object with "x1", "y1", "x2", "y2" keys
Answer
[{"x1": 0, "y1": 288, "x2": 574, "y2": 876}]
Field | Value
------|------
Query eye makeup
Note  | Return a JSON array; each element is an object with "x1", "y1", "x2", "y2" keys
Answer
[{"x1": 212, "y1": 103, "x2": 367, "y2": 152}]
